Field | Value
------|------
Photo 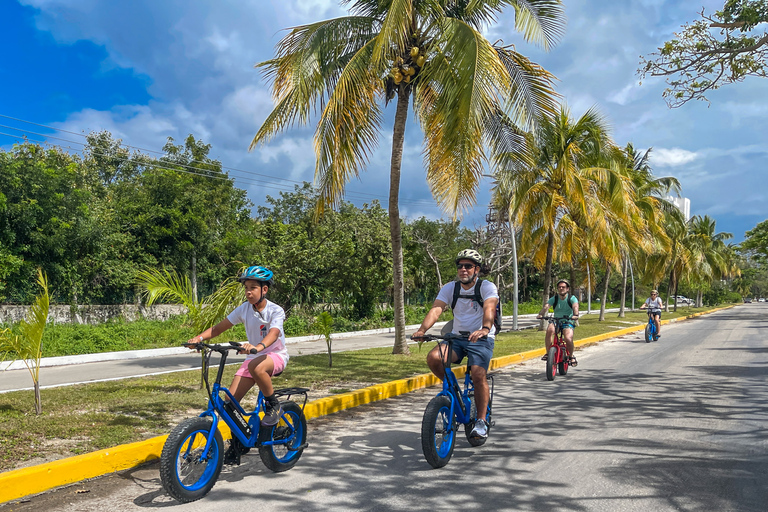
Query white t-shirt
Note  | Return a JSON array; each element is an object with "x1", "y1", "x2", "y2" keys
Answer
[
  {"x1": 436, "y1": 279, "x2": 499, "y2": 336},
  {"x1": 227, "y1": 300, "x2": 289, "y2": 365},
  {"x1": 644, "y1": 297, "x2": 663, "y2": 311}
]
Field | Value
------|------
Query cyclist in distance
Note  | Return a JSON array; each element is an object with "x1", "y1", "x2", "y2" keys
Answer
[
  {"x1": 188, "y1": 266, "x2": 289, "y2": 430},
  {"x1": 412, "y1": 249, "x2": 499, "y2": 440},
  {"x1": 537, "y1": 279, "x2": 580, "y2": 366},
  {"x1": 640, "y1": 289, "x2": 664, "y2": 338}
]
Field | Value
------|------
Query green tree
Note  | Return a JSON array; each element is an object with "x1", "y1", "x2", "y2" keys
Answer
[
  {"x1": 639, "y1": 0, "x2": 768, "y2": 107},
  {"x1": 741, "y1": 218, "x2": 768, "y2": 262},
  {"x1": 251, "y1": 0, "x2": 565, "y2": 353}
]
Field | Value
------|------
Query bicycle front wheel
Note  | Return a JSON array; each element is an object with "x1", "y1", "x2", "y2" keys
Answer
[
  {"x1": 160, "y1": 417, "x2": 224, "y2": 503},
  {"x1": 645, "y1": 324, "x2": 653, "y2": 343},
  {"x1": 258, "y1": 401, "x2": 307, "y2": 472},
  {"x1": 546, "y1": 346, "x2": 558, "y2": 381},
  {"x1": 421, "y1": 395, "x2": 456, "y2": 468}
]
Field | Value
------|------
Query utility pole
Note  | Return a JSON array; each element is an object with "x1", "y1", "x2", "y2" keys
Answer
[{"x1": 485, "y1": 205, "x2": 519, "y2": 330}]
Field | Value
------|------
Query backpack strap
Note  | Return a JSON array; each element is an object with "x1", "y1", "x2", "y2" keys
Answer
[{"x1": 451, "y1": 279, "x2": 485, "y2": 309}]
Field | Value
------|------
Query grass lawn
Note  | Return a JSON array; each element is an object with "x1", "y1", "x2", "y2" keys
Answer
[{"x1": 0, "y1": 304, "x2": 727, "y2": 471}]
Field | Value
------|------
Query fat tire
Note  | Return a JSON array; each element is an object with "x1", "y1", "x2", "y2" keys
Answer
[
  {"x1": 546, "y1": 346, "x2": 558, "y2": 381},
  {"x1": 421, "y1": 395, "x2": 456, "y2": 468},
  {"x1": 258, "y1": 401, "x2": 307, "y2": 472},
  {"x1": 160, "y1": 417, "x2": 224, "y2": 503},
  {"x1": 645, "y1": 324, "x2": 652, "y2": 343},
  {"x1": 558, "y1": 356, "x2": 569, "y2": 375},
  {"x1": 465, "y1": 393, "x2": 489, "y2": 447}
]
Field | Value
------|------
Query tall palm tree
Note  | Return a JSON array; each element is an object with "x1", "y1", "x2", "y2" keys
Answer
[
  {"x1": 496, "y1": 105, "x2": 613, "y2": 319},
  {"x1": 616, "y1": 143, "x2": 680, "y2": 316},
  {"x1": 687, "y1": 215, "x2": 735, "y2": 305},
  {"x1": 251, "y1": 0, "x2": 566, "y2": 353}
]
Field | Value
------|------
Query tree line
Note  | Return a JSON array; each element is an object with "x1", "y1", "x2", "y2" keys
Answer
[{"x1": 0, "y1": 133, "x2": 543, "y2": 318}]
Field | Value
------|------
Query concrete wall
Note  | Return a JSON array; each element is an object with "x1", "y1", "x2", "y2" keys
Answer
[{"x1": 0, "y1": 304, "x2": 187, "y2": 325}]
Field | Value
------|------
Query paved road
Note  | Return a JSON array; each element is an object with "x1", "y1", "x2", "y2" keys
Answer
[
  {"x1": 0, "y1": 314, "x2": 551, "y2": 392},
  {"x1": 6, "y1": 304, "x2": 766, "y2": 511}
]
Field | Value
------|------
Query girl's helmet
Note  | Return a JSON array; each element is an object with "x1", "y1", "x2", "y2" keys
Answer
[
  {"x1": 238, "y1": 266, "x2": 273, "y2": 286},
  {"x1": 455, "y1": 249, "x2": 483, "y2": 266}
]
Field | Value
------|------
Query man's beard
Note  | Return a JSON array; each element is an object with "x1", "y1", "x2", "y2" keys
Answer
[{"x1": 458, "y1": 274, "x2": 476, "y2": 285}]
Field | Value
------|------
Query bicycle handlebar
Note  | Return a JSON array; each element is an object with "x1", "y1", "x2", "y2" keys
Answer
[
  {"x1": 410, "y1": 331, "x2": 488, "y2": 342},
  {"x1": 538, "y1": 315, "x2": 577, "y2": 322},
  {"x1": 184, "y1": 341, "x2": 259, "y2": 354}
]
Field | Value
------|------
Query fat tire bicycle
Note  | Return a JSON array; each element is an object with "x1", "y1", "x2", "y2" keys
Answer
[
  {"x1": 411, "y1": 332, "x2": 495, "y2": 469},
  {"x1": 541, "y1": 316, "x2": 574, "y2": 381},
  {"x1": 159, "y1": 341, "x2": 309, "y2": 503},
  {"x1": 644, "y1": 310, "x2": 660, "y2": 343}
]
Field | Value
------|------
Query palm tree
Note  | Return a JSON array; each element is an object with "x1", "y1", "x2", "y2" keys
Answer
[
  {"x1": 251, "y1": 0, "x2": 566, "y2": 353},
  {"x1": 496, "y1": 105, "x2": 613, "y2": 321},
  {"x1": 0, "y1": 269, "x2": 49, "y2": 414},
  {"x1": 687, "y1": 215, "x2": 735, "y2": 305},
  {"x1": 616, "y1": 143, "x2": 680, "y2": 317}
]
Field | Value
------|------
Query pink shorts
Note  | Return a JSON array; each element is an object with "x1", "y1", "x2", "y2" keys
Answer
[{"x1": 234, "y1": 353, "x2": 286, "y2": 378}]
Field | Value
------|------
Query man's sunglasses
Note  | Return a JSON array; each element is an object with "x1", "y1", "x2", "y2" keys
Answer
[{"x1": 456, "y1": 263, "x2": 476, "y2": 270}]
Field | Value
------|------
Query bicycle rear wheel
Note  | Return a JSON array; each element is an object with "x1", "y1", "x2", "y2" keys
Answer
[
  {"x1": 421, "y1": 395, "x2": 456, "y2": 468},
  {"x1": 546, "y1": 346, "x2": 558, "y2": 381},
  {"x1": 558, "y1": 352, "x2": 569, "y2": 375},
  {"x1": 160, "y1": 417, "x2": 223, "y2": 503},
  {"x1": 258, "y1": 401, "x2": 307, "y2": 472}
]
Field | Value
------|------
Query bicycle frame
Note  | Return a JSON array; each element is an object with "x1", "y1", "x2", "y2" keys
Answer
[
  {"x1": 433, "y1": 334, "x2": 494, "y2": 427},
  {"x1": 190, "y1": 343, "x2": 307, "y2": 459}
]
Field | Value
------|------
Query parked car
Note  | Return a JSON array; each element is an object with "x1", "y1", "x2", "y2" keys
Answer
[
  {"x1": 744, "y1": 298, "x2": 753, "y2": 303},
  {"x1": 673, "y1": 295, "x2": 693, "y2": 304},
  {"x1": 760, "y1": 298, "x2": 766, "y2": 303}
]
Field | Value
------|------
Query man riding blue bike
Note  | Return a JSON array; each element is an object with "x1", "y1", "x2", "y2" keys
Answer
[
  {"x1": 537, "y1": 279, "x2": 580, "y2": 367},
  {"x1": 640, "y1": 289, "x2": 663, "y2": 339},
  {"x1": 412, "y1": 249, "x2": 499, "y2": 441}
]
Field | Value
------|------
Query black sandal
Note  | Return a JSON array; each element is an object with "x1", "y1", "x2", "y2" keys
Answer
[
  {"x1": 569, "y1": 355, "x2": 578, "y2": 367},
  {"x1": 541, "y1": 354, "x2": 548, "y2": 361}
]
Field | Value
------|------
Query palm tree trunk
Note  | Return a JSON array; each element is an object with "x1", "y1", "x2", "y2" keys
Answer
[
  {"x1": 673, "y1": 276, "x2": 680, "y2": 313},
  {"x1": 511, "y1": 220, "x2": 519, "y2": 330},
  {"x1": 599, "y1": 264, "x2": 611, "y2": 321},
  {"x1": 619, "y1": 255, "x2": 627, "y2": 318},
  {"x1": 541, "y1": 229, "x2": 555, "y2": 330},
  {"x1": 389, "y1": 90, "x2": 411, "y2": 355},
  {"x1": 34, "y1": 381, "x2": 42, "y2": 415}
]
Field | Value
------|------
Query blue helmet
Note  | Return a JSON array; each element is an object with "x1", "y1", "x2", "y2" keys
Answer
[{"x1": 238, "y1": 265, "x2": 273, "y2": 286}]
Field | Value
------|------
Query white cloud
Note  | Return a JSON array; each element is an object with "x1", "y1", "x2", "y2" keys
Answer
[{"x1": 651, "y1": 148, "x2": 699, "y2": 167}]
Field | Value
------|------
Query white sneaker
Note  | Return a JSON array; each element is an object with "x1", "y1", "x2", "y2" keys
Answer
[{"x1": 470, "y1": 418, "x2": 488, "y2": 439}]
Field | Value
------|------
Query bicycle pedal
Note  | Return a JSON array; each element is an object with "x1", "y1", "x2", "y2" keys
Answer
[{"x1": 287, "y1": 442, "x2": 309, "y2": 451}]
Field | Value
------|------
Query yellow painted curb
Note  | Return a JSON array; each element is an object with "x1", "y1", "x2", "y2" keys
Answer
[{"x1": 0, "y1": 305, "x2": 736, "y2": 504}]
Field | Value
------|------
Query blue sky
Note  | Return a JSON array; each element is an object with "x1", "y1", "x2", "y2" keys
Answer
[{"x1": 1, "y1": 0, "x2": 765, "y2": 242}]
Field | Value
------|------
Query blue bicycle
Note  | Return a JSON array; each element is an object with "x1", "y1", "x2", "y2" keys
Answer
[
  {"x1": 644, "y1": 310, "x2": 660, "y2": 343},
  {"x1": 412, "y1": 332, "x2": 495, "y2": 468},
  {"x1": 159, "y1": 341, "x2": 308, "y2": 503}
]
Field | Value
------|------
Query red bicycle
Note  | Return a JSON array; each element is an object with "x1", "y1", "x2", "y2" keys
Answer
[{"x1": 541, "y1": 316, "x2": 573, "y2": 381}]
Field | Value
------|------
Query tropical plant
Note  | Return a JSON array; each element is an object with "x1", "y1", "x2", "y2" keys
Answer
[
  {"x1": 495, "y1": 105, "x2": 615, "y2": 324},
  {"x1": 316, "y1": 311, "x2": 335, "y2": 367},
  {"x1": 136, "y1": 267, "x2": 246, "y2": 385},
  {"x1": 250, "y1": 0, "x2": 565, "y2": 353},
  {"x1": 0, "y1": 269, "x2": 50, "y2": 414}
]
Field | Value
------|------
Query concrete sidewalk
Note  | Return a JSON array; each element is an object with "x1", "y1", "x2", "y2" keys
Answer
[{"x1": 0, "y1": 314, "x2": 546, "y2": 393}]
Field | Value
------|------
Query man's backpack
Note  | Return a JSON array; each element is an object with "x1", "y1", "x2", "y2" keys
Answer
[
  {"x1": 552, "y1": 293, "x2": 575, "y2": 312},
  {"x1": 451, "y1": 279, "x2": 502, "y2": 333}
]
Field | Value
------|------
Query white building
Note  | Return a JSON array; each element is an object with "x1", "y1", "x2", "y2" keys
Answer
[{"x1": 667, "y1": 196, "x2": 691, "y2": 221}]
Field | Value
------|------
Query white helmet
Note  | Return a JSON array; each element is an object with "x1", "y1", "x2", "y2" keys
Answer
[{"x1": 455, "y1": 249, "x2": 483, "y2": 266}]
